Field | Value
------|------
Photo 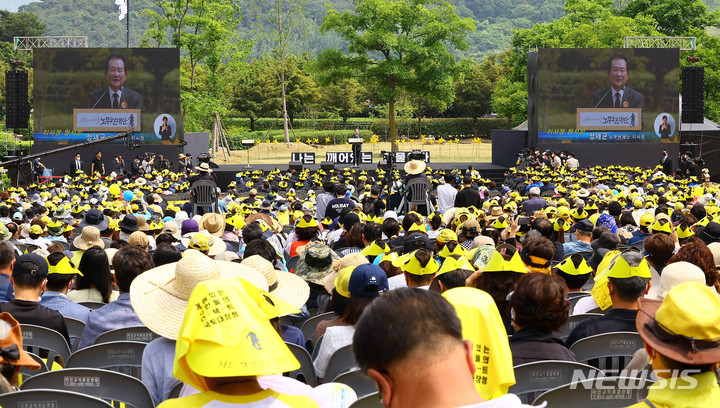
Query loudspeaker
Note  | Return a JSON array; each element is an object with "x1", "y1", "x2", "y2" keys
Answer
[
  {"x1": 320, "y1": 161, "x2": 335, "y2": 171},
  {"x1": 5, "y1": 69, "x2": 29, "y2": 129},
  {"x1": 680, "y1": 142, "x2": 700, "y2": 158},
  {"x1": 377, "y1": 160, "x2": 389, "y2": 170},
  {"x1": 288, "y1": 162, "x2": 303, "y2": 171},
  {"x1": 682, "y1": 67, "x2": 704, "y2": 124}
]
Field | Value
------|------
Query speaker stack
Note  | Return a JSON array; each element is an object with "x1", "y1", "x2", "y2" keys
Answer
[
  {"x1": 682, "y1": 67, "x2": 704, "y2": 124},
  {"x1": 5, "y1": 69, "x2": 29, "y2": 129}
]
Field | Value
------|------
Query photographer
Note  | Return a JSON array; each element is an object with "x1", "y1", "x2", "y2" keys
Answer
[
  {"x1": 113, "y1": 155, "x2": 125, "y2": 175},
  {"x1": 142, "y1": 153, "x2": 154, "y2": 174},
  {"x1": 177, "y1": 154, "x2": 191, "y2": 174},
  {"x1": 154, "y1": 154, "x2": 171, "y2": 171}
]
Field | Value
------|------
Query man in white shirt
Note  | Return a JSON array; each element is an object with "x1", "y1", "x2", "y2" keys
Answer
[{"x1": 436, "y1": 174, "x2": 458, "y2": 214}]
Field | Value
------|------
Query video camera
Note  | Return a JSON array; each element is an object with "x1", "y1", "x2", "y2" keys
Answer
[{"x1": 197, "y1": 153, "x2": 220, "y2": 169}]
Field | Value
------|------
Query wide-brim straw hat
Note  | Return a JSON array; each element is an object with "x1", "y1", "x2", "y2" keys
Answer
[
  {"x1": 195, "y1": 162, "x2": 213, "y2": 173},
  {"x1": 73, "y1": 226, "x2": 105, "y2": 250},
  {"x1": 241, "y1": 255, "x2": 310, "y2": 309},
  {"x1": 200, "y1": 213, "x2": 226, "y2": 238},
  {"x1": 180, "y1": 231, "x2": 226, "y2": 256},
  {"x1": 130, "y1": 249, "x2": 268, "y2": 340},
  {"x1": 404, "y1": 160, "x2": 426, "y2": 175},
  {"x1": 323, "y1": 252, "x2": 369, "y2": 294}
]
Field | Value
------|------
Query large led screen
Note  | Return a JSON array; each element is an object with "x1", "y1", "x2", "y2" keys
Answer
[
  {"x1": 537, "y1": 48, "x2": 679, "y2": 143},
  {"x1": 33, "y1": 48, "x2": 181, "y2": 145}
]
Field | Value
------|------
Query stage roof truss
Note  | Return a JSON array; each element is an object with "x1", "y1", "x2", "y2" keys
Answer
[
  {"x1": 623, "y1": 36, "x2": 696, "y2": 51},
  {"x1": 14, "y1": 36, "x2": 88, "y2": 51}
]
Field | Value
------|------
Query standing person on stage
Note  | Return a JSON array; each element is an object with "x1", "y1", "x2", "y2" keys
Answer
[
  {"x1": 91, "y1": 151, "x2": 105, "y2": 176},
  {"x1": 70, "y1": 153, "x2": 83, "y2": 175},
  {"x1": 130, "y1": 156, "x2": 142, "y2": 178},
  {"x1": 32, "y1": 158, "x2": 46, "y2": 182},
  {"x1": 177, "y1": 154, "x2": 191, "y2": 175},
  {"x1": 566, "y1": 153, "x2": 579, "y2": 170},
  {"x1": 113, "y1": 155, "x2": 125, "y2": 175},
  {"x1": 660, "y1": 150, "x2": 673, "y2": 175}
]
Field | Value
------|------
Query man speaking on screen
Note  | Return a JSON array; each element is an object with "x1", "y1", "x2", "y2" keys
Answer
[
  {"x1": 592, "y1": 54, "x2": 643, "y2": 109},
  {"x1": 88, "y1": 53, "x2": 142, "y2": 109}
]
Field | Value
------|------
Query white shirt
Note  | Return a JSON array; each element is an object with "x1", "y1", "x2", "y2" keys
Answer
[
  {"x1": 460, "y1": 394, "x2": 543, "y2": 407},
  {"x1": 572, "y1": 295, "x2": 599, "y2": 315},
  {"x1": 436, "y1": 184, "x2": 458, "y2": 214},
  {"x1": 388, "y1": 274, "x2": 408, "y2": 290},
  {"x1": 313, "y1": 325, "x2": 355, "y2": 379}
]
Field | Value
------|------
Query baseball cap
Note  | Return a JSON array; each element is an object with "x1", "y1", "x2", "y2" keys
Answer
[
  {"x1": 29, "y1": 225, "x2": 42, "y2": 235},
  {"x1": 403, "y1": 233, "x2": 432, "y2": 253},
  {"x1": 128, "y1": 231, "x2": 150, "y2": 248},
  {"x1": 13, "y1": 254, "x2": 48, "y2": 278},
  {"x1": 348, "y1": 264, "x2": 388, "y2": 298},
  {"x1": 639, "y1": 213, "x2": 655, "y2": 227},
  {"x1": 436, "y1": 229, "x2": 458, "y2": 244},
  {"x1": 571, "y1": 219, "x2": 594, "y2": 233}
]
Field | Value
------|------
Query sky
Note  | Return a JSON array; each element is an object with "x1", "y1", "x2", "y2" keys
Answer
[{"x1": 1, "y1": 0, "x2": 39, "y2": 12}]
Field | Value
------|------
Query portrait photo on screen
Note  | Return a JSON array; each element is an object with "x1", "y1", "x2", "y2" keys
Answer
[
  {"x1": 33, "y1": 48, "x2": 181, "y2": 145},
  {"x1": 536, "y1": 48, "x2": 679, "y2": 143}
]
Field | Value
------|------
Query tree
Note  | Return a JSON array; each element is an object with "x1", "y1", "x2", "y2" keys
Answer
[
  {"x1": 320, "y1": 78, "x2": 366, "y2": 128},
  {"x1": 0, "y1": 10, "x2": 46, "y2": 43},
  {"x1": 451, "y1": 61, "x2": 494, "y2": 119},
  {"x1": 619, "y1": 0, "x2": 719, "y2": 36},
  {"x1": 251, "y1": 0, "x2": 310, "y2": 144},
  {"x1": 318, "y1": 0, "x2": 475, "y2": 151}
]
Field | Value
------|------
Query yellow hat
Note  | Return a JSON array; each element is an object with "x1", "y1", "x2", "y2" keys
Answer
[
  {"x1": 443, "y1": 287, "x2": 515, "y2": 400},
  {"x1": 296, "y1": 217, "x2": 318, "y2": 228},
  {"x1": 639, "y1": 213, "x2": 655, "y2": 227},
  {"x1": 607, "y1": 255, "x2": 652, "y2": 279},
  {"x1": 491, "y1": 216, "x2": 509, "y2": 230},
  {"x1": 437, "y1": 256, "x2": 474, "y2": 276},
  {"x1": 438, "y1": 242, "x2": 466, "y2": 258},
  {"x1": 173, "y1": 278, "x2": 300, "y2": 391},
  {"x1": 334, "y1": 265, "x2": 355, "y2": 298},
  {"x1": 436, "y1": 229, "x2": 458, "y2": 244},
  {"x1": 552, "y1": 218, "x2": 570, "y2": 232},
  {"x1": 407, "y1": 222, "x2": 426, "y2": 233},
  {"x1": 651, "y1": 218, "x2": 673, "y2": 234},
  {"x1": 391, "y1": 250, "x2": 440, "y2": 276},
  {"x1": 48, "y1": 256, "x2": 83, "y2": 276},
  {"x1": 555, "y1": 255, "x2": 592, "y2": 276},
  {"x1": 361, "y1": 241, "x2": 389, "y2": 258},
  {"x1": 29, "y1": 224, "x2": 42, "y2": 235},
  {"x1": 482, "y1": 251, "x2": 527, "y2": 274}
]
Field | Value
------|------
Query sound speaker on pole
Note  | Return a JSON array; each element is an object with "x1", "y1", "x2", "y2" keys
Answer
[
  {"x1": 288, "y1": 162, "x2": 303, "y2": 172},
  {"x1": 5, "y1": 69, "x2": 29, "y2": 129},
  {"x1": 682, "y1": 67, "x2": 704, "y2": 124},
  {"x1": 320, "y1": 161, "x2": 335, "y2": 171}
]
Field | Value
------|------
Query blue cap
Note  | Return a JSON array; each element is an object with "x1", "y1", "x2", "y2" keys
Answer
[
  {"x1": 349, "y1": 264, "x2": 388, "y2": 298},
  {"x1": 13, "y1": 254, "x2": 48, "y2": 278}
]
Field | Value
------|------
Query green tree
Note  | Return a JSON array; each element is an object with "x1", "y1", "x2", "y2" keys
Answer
[
  {"x1": 0, "y1": 10, "x2": 46, "y2": 43},
  {"x1": 320, "y1": 78, "x2": 366, "y2": 128},
  {"x1": 619, "y1": 0, "x2": 719, "y2": 35},
  {"x1": 232, "y1": 60, "x2": 277, "y2": 131},
  {"x1": 318, "y1": 0, "x2": 475, "y2": 151},
  {"x1": 451, "y1": 61, "x2": 493, "y2": 118}
]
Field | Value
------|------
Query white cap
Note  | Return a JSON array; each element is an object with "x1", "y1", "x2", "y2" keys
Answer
[{"x1": 656, "y1": 261, "x2": 706, "y2": 300}]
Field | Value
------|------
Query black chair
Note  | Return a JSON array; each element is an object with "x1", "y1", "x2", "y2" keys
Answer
[
  {"x1": 168, "y1": 381, "x2": 184, "y2": 399},
  {"x1": 190, "y1": 180, "x2": 218, "y2": 215},
  {"x1": 285, "y1": 342, "x2": 318, "y2": 386},
  {"x1": 567, "y1": 292, "x2": 592, "y2": 311},
  {"x1": 20, "y1": 324, "x2": 71, "y2": 368},
  {"x1": 57, "y1": 240, "x2": 71, "y2": 251},
  {"x1": 510, "y1": 360, "x2": 603, "y2": 404},
  {"x1": 533, "y1": 376, "x2": 654, "y2": 407},
  {"x1": 557, "y1": 313, "x2": 603, "y2": 341},
  {"x1": 0, "y1": 389, "x2": 114, "y2": 408},
  {"x1": 64, "y1": 317, "x2": 86, "y2": 352},
  {"x1": 575, "y1": 251, "x2": 593, "y2": 261},
  {"x1": 21, "y1": 368, "x2": 154, "y2": 408},
  {"x1": 224, "y1": 240, "x2": 240, "y2": 252},
  {"x1": 94, "y1": 326, "x2": 161, "y2": 345},
  {"x1": 569, "y1": 331, "x2": 643, "y2": 374},
  {"x1": 66, "y1": 341, "x2": 147, "y2": 380},
  {"x1": 541, "y1": 190, "x2": 555, "y2": 197}
]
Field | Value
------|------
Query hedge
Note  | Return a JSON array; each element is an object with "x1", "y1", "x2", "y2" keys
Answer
[
  {"x1": 226, "y1": 129, "x2": 372, "y2": 147},
  {"x1": 370, "y1": 118, "x2": 511, "y2": 140},
  {"x1": 223, "y1": 117, "x2": 374, "y2": 132}
]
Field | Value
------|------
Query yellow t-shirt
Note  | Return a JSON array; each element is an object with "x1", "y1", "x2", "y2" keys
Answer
[{"x1": 158, "y1": 389, "x2": 319, "y2": 408}]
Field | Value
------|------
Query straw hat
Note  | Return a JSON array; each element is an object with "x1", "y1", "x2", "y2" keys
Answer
[
  {"x1": 199, "y1": 213, "x2": 225, "y2": 237},
  {"x1": 73, "y1": 226, "x2": 105, "y2": 250},
  {"x1": 637, "y1": 281, "x2": 720, "y2": 365},
  {"x1": 130, "y1": 249, "x2": 268, "y2": 340},
  {"x1": 404, "y1": 160, "x2": 426, "y2": 175},
  {"x1": 323, "y1": 252, "x2": 369, "y2": 294},
  {"x1": 241, "y1": 255, "x2": 310, "y2": 309},
  {"x1": 195, "y1": 162, "x2": 213, "y2": 173},
  {"x1": 180, "y1": 231, "x2": 226, "y2": 256}
]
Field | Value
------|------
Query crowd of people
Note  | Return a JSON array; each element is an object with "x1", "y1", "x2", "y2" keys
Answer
[{"x1": 0, "y1": 153, "x2": 717, "y2": 407}]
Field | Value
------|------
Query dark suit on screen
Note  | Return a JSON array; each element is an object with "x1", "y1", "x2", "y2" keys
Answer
[
  {"x1": 159, "y1": 125, "x2": 172, "y2": 140},
  {"x1": 88, "y1": 87, "x2": 143, "y2": 109},
  {"x1": 659, "y1": 123, "x2": 672, "y2": 139},
  {"x1": 592, "y1": 86, "x2": 643, "y2": 109}
]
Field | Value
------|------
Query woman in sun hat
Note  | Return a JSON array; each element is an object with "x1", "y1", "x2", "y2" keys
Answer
[
  {"x1": 627, "y1": 282, "x2": 720, "y2": 407},
  {"x1": 0, "y1": 312, "x2": 41, "y2": 391},
  {"x1": 293, "y1": 244, "x2": 340, "y2": 309}
]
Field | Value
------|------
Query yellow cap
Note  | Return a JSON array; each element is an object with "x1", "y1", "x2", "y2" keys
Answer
[
  {"x1": 173, "y1": 278, "x2": 300, "y2": 391},
  {"x1": 29, "y1": 225, "x2": 43, "y2": 235},
  {"x1": 676, "y1": 223, "x2": 694, "y2": 239},
  {"x1": 407, "y1": 223, "x2": 426, "y2": 233},
  {"x1": 188, "y1": 233, "x2": 211, "y2": 252},
  {"x1": 482, "y1": 251, "x2": 527, "y2": 274},
  {"x1": 438, "y1": 242, "x2": 467, "y2": 258},
  {"x1": 552, "y1": 218, "x2": 570, "y2": 232},
  {"x1": 296, "y1": 217, "x2": 318, "y2": 228},
  {"x1": 334, "y1": 265, "x2": 355, "y2": 298},
  {"x1": 391, "y1": 250, "x2": 440, "y2": 276},
  {"x1": 361, "y1": 241, "x2": 389, "y2": 258},
  {"x1": 491, "y1": 216, "x2": 509, "y2": 230},
  {"x1": 436, "y1": 256, "x2": 474, "y2": 276},
  {"x1": 651, "y1": 218, "x2": 673, "y2": 234},
  {"x1": 639, "y1": 213, "x2": 655, "y2": 227},
  {"x1": 436, "y1": 229, "x2": 458, "y2": 244},
  {"x1": 555, "y1": 255, "x2": 592, "y2": 276},
  {"x1": 48, "y1": 256, "x2": 83, "y2": 276}
]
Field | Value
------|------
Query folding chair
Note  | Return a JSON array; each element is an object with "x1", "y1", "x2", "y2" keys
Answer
[
  {"x1": 57, "y1": 240, "x2": 71, "y2": 251},
  {"x1": 79, "y1": 301, "x2": 106, "y2": 310},
  {"x1": 399, "y1": 178, "x2": 435, "y2": 216},
  {"x1": 557, "y1": 313, "x2": 603, "y2": 341},
  {"x1": 19, "y1": 351, "x2": 48, "y2": 380},
  {"x1": 312, "y1": 335, "x2": 324, "y2": 360},
  {"x1": 337, "y1": 247, "x2": 362, "y2": 257},
  {"x1": 223, "y1": 240, "x2": 240, "y2": 253},
  {"x1": 324, "y1": 344, "x2": 358, "y2": 381},
  {"x1": 65, "y1": 341, "x2": 147, "y2": 380},
  {"x1": 168, "y1": 381, "x2": 184, "y2": 399},
  {"x1": 300, "y1": 312, "x2": 336, "y2": 344},
  {"x1": 533, "y1": 376, "x2": 654, "y2": 408},
  {"x1": 575, "y1": 251, "x2": 593, "y2": 260},
  {"x1": 285, "y1": 342, "x2": 318, "y2": 386},
  {"x1": 0, "y1": 389, "x2": 113, "y2": 407},
  {"x1": 64, "y1": 317, "x2": 86, "y2": 352},
  {"x1": 349, "y1": 392, "x2": 382, "y2": 408},
  {"x1": 190, "y1": 180, "x2": 218, "y2": 215},
  {"x1": 286, "y1": 256, "x2": 300, "y2": 271},
  {"x1": 569, "y1": 331, "x2": 643, "y2": 374},
  {"x1": 21, "y1": 368, "x2": 154, "y2": 408},
  {"x1": 20, "y1": 324, "x2": 71, "y2": 367},
  {"x1": 333, "y1": 368, "x2": 377, "y2": 398},
  {"x1": 94, "y1": 326, "x2": 160, "y2": 345},
  {"x1": 510, "y1": 360, "x2": 603, "y2": 404},
  {"x1": 567, "y1": 293, "x2": 592, "y2": 312}
]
